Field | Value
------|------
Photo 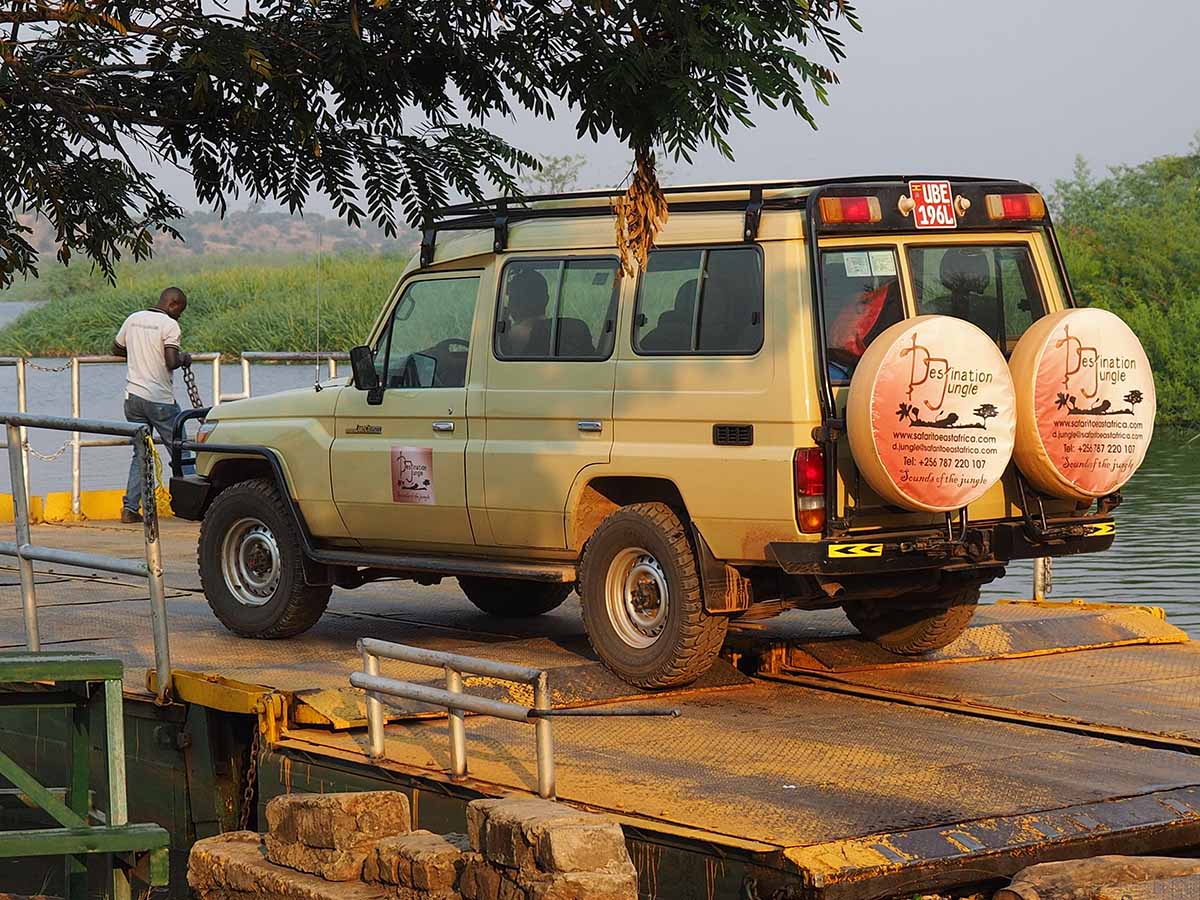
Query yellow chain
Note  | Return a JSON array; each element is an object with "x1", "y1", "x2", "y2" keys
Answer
[{"x1": 145, "y1": 434, "x2": 173, "y2": 518}]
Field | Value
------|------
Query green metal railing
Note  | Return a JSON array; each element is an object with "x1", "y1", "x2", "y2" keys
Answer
[{"x1": 0, "y1": 652, "x2": 168, "y2": 897}]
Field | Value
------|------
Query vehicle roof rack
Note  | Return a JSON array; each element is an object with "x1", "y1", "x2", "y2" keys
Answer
[{"x1": 418, "y1": 174, "x2": 1021, "y2": 266}]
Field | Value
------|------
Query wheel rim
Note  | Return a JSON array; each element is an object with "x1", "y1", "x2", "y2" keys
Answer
[
  {"x1": 604, "y1": 547, "x2": 669, "y2": 649},
  {"x1": 220, "y1": 517, "x2": 281, "y2": 607}
]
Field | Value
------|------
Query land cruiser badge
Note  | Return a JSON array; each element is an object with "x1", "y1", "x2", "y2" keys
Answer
[{"x1": 391, "y1": 446, "x2": 434, "y2": 504}]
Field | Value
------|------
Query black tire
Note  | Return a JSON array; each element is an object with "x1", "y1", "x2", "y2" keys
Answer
[
  {"x1": 578, "y1": 502, "x2": 727, "y2": 689},
  {"x1": 459, "y1": 576, "x2": 572, "y2": 618},
  {"x1": 843, "y1": 582, "x2": 980, "y2": 655},
  {"x1": 198, "y1": 478, "x2": 331, "y2": 638}
]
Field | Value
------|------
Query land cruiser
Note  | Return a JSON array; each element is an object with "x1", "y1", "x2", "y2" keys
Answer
[{"x1": 169, "y1": 177, "x2": 1142, "y2": 689}]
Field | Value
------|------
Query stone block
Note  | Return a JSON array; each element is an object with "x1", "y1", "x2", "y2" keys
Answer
[
  {"x1": 188, "y1": 831, "x2": 391, "y2": 900},
  {"x1": 264, "y1": 833, "x2": 370, "y2": 882},
  {"x1": 363, "y1": 830, "x2": 469, "y2": 891},
  {"x1": 999, "y1": 856, "x2": 1200, "y2": 900},
  {"x1": 533, "y1": 821, "x2": 630, "y2": 874},
  {"x1": 265, "y1": 792, "x2": 411, "y2": 851},
  {"x1": 466, "y1": 798, "x2": 506, "y2": 853},
  {"x1": 520, "y1": 868, "x2": 638, "y2": 900},
  {"x1": 460, "y1": 854, "x2": 503, "y2": 900},
  {"x1": 479, "y1": 798, "x2": 593, "y2": 870}
]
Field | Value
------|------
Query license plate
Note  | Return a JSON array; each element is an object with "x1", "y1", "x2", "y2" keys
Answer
[{"x1": 909, "y1": 180, "x2": 957, "y2": 229}]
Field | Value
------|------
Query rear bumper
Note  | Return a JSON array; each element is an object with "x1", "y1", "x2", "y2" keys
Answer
[
  {"x1": 169, "y1": 475, "x2": 211, "y2": 521},
  {"x1": 768, "y1": 517, "x2": 1116, "y2": 576}
]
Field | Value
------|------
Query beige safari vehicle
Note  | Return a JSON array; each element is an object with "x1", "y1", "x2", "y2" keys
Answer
[{"x1": 169, "y1": 177, "x2": 1118, "y2": 688}]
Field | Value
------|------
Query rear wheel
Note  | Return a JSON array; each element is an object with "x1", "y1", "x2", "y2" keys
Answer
[
  {"x1": 843, "y1": 582, "x2": 980, "y2": 655},
  {"x1": 459, "y1": 576, "x2": 572, "y2": 618},
  {"x1": 198, "y1": 478, "x2": 330, "y2": 638},
  {"x1": 579, "y1": 502, "x2": 727, "y2": 689}
]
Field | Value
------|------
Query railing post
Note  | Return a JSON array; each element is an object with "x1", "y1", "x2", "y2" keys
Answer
[
  {"x1": 362, "y1": 645, "x2": 385, "y2": 758},
  {"x1": 327, "y1": 358, "x2": 337, "y2": 381},
  {"x1": 1033, "y1": 557, "x2": 1051, "y2": 603},
  {"x1": 15, "y1": 358, "x2": 28, "y2": 499},
  {"x1": 104, "y1": 678, "x2": 132, "y2": 900},
  {"x1": 136, "y1": 431, "x2": 172, "y2": 702},
  {"x1": 534, "y1": 671, "x2": 555, "y2": 799},
  {"x1": 211, "y1": 355, "x2": 222, "y2": 408},
  {"x1": 446, "y1": 667, "x2": 467, "y2": 779},
  {"x1": 241, "y1": 356, "x2": 252, "y2": 399},
  {"x1": 70, "y1": 357, "x2": 81, "y2": 517},
  {"x1": 6, "y1": 422, "x2": 38, "y2": 651}
]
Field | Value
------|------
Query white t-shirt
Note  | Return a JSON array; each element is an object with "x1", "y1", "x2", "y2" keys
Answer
[{"x1": 115, "y1": 309, "x2": 182, "y2": 405}]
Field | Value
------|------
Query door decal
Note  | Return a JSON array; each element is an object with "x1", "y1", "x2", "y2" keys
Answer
[{"x1": 391, "y1": 446, "x2": 435, "y2": 504}]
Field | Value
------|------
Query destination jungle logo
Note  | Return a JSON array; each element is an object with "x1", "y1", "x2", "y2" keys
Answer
[
  {"x1": 1052, "y1": 324, "x2": 1145, "y2": 418},
  {"x1": 893, "y1": 331, "x2": 1000, "y2": 431}
]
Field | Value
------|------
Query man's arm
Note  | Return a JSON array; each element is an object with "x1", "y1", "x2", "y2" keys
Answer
[
  {"x1": 111, "y1": 341, "x2": 127, "y2": 358},
  {"x1": 164, "y1": 346, "x2": 192, "y2": 370}
]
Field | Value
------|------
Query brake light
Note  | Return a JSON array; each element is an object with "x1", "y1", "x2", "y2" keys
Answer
[
  {"x1": 818, "y1": 196, "x2": 882, "y2": 225},
  {"x1": 984, "y1": 192, "x2": 1046, "y2": 221},
  {"x1": 794, "y1": 447, "x2": 826, "y2": 533}
]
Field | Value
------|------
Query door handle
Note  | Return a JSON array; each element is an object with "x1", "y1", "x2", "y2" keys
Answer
[
  {"x1": 432, "y1": 421, "x2": 455, "y2": 433},
  {"x1": 577, "y1": 420, "x2": 603, "y2": 433}
]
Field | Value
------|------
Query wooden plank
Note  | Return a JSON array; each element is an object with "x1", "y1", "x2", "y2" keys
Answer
[{"x1": 0, "y1": 823, "x2": 168, "y2": 858}]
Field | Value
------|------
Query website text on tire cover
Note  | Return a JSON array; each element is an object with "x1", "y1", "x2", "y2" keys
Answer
[{"x1": 167, "y1": 175, "x2": 1129, "y2": 690}]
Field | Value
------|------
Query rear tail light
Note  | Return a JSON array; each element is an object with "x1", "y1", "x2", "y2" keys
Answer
[
  {"x1": 984, "y1": 192, "x2": 1046, "y2": 221},
  {"x1": 794, "y1": 447, "x2": 826, "y2": 534},
  {"x1": 818, "y1": 196, "x2": 882, "y2": 225}
]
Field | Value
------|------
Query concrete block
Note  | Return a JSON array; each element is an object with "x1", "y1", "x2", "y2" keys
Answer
[
  {"x1": 264, "y1": 832, "x2": 370, "y2": 882},
  {"x1": 363, "y1": 830, "x2": 469, "y2": 891},
  {"x1": 480, "y1": 798, "x2": 592, "y2": 870},
  {"x1": 188, "y1": 831, "x2": 390, "y2": 900},
  {"x1": 533, "y1": 822, "x2": 630, "y2": 874},
  {"x1": 999, "y1": 856, "x2": 1200, "y2": 900},
  {"x1": 265, "y1": 791, "x2": 411, "y2": 851}
]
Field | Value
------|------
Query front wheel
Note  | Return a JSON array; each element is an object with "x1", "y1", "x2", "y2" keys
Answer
[
  {"x1": 198, "y1": 478, "x2": 330, "y2": 638},
  {"x1": 843, "y1": 582, "x2": 980, "y2": 655},
  {"x1": 578, "y1": 503, "x2": 727, "y2": 689}
]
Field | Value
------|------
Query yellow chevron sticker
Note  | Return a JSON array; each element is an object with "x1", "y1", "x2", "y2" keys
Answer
[
  {"x1": 1086, "y1": 522, "x2": 1116, "y2": 537},
  {"x1": 827, "y1": 543, "x2": 884, "y2": 559}
]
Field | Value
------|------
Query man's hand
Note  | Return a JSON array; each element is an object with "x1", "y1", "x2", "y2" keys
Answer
[
  {"x1": 164, "y1": 347, "x2": 192, "y2": 370},
  {"x1": 111, "y1": 341, "x2": 127, "y2": 359}
]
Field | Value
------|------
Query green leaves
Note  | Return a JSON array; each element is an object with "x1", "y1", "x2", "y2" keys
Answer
[{"x1": 0, "y1": 0, "x2": 856, "y2": 287}]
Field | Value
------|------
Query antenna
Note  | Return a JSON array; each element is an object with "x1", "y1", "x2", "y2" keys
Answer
[{"x1": 313, "y1": 225, "x2": 323, "y2": 391}]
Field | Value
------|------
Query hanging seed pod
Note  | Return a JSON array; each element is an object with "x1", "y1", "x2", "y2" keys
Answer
[{"x1": 613, "y1": 147, "x2": 669, "y2": 276}]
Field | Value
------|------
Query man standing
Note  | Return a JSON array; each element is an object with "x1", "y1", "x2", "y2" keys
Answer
[{"x1": 112, "y1": 286, "x2": 192, "y2": 523}]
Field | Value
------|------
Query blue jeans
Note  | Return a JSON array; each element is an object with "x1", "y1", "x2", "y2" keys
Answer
[{"x1": 123, "y1": 395, "x2": 180, "y2": 514}]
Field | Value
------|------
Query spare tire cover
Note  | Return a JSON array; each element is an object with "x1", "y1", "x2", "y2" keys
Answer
[
  {"x1": 847, "y1": 315, "x2": 1016, "y2": 513},
  {"x1": 1009, "y1": 307, "x2": 1156, "y2": 501}
]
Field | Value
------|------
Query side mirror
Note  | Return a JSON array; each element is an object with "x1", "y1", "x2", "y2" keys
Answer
[{"x1": 349, "y1": 345, "x2": 384, "y2": 405}]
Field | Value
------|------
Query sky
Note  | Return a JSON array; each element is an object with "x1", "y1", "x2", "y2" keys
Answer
[{"x1": 156, "y1": 0, "x2": 1200, "y2": 215}]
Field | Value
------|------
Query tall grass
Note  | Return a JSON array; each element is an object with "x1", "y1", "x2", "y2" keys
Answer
[{"x1": 0, "y1": 251, "x2": 409, "y2": 356}]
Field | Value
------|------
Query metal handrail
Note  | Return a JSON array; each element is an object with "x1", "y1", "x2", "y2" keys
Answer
[
  {"x1": 0, "y1": 412, "x2": 173, "y2": 703},
  {"x1": 0, "y1": 352, "x2": 348, "y2": 515},
  {"x1": 352, "y1": 638, "x2": 557, "y2": 798}
]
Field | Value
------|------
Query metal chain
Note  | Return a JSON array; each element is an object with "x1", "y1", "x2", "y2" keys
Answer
[
  {"x1": 25, "y1": 360, "x2": 72, "y2": 373},
  {"x1": 239, "y1": 724, "x2": 261, "y2": 831},
  {"x1": 24, "y1": 439, "x2": 70, "y2": 462},
  {"x1": 181, "y1": 364, "x2": 204, "y2": 409}
]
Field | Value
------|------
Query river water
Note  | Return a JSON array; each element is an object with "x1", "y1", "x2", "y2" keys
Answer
[{"x1": 1, "y1": 300, "x2": 1197, "y2": 634}]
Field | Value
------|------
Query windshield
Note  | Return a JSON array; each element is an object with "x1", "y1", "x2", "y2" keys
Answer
[{"x1": 907, "y1": 244, "x2": 1045, "y2": 355}]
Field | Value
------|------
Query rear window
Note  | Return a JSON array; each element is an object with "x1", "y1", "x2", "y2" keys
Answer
[
  {"x1": 820, "y1": 248, "x2": 904, "y2": 383},
  {"x1": 633, "y1": 247, "x2": 763, "y2": 355},
  {"x1": 907, "y1": 245, "x2": 1045, "y2": 354}
]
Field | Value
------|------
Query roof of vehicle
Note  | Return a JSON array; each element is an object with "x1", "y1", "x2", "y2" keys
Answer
[{"x1": 414, "y1": 175, "x2": 1032, "y2": 271}]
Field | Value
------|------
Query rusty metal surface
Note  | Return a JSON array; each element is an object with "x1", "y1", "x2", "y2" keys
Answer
[{"x1": 284, "y1": 680, "x2": 1200, "y2": 852}]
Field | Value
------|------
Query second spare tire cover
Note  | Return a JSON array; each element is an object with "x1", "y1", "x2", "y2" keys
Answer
[
  {"x1": 1009, "y1": 307, "x2": 1156, "y2": 500},
  {"x1": 847, "y1": 315, "x2": 1017, "y2": 513}
]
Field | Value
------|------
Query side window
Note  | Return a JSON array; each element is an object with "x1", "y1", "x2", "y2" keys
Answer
[
  {"x1": 376, "y1": 276, "x2": 479, "y2": 389},
  {"x1": 633, "y1": 247, "x2": 763, "y2": 355},
  {"x1": 494, "y1": 258, "x2": 619, "y2": 361},
  {"x1": 908, "y1": 245, "x2": 1045, "y2": 354},
  {"x1": 820, "y1": 248, "x2": 904, "y2": 383}
]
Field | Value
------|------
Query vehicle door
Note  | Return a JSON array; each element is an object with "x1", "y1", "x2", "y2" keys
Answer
[
  {"x1": 482, "y1": 257, "x2": 622, "y2": 548},
  {"x1": 331, "y1": 272, "x2": 481, "y2": 550}
]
